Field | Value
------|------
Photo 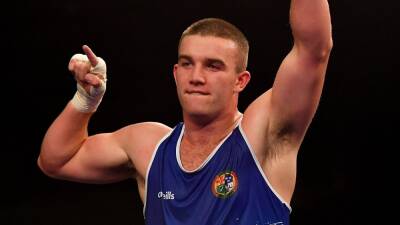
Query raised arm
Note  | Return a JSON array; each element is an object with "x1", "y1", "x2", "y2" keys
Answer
[
  {"x1": 268, "y1": 0, "x2": 333, "y2": 143},
  {"x1": 242, "y1": 0, "x2": 333, "y2": 202},
  {"x1": 38, "y1": 46, "x2": 170, "y2": 184}
]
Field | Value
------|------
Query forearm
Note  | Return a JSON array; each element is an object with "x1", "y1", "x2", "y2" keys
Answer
[
  {"x1": 290, "y1": 0, "x2": 333, "y2": 58},
  {"x1": 38, "y1": 102, "x2": 92, "y2": 173}
]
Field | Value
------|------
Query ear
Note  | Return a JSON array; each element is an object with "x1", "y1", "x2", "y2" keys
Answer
[
  {"x1": 234, "y1": 71, "x2": 251, "y2": 93},
  {"x1": 173, "y1": 64, "x2": 178, "y2": 84}
]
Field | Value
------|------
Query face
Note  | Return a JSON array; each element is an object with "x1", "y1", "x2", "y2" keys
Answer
[{"x1": 173, "y1": 35, "x2": 250, "y2": 120}]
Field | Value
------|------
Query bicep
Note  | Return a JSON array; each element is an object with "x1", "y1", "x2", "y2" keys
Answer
[
  {"x1": 269, "y1": 46, "x2": 330, "y2": 142},
  {"x1": 243, "y1": 46, "x2": 330, "y2": 157},
  {"x1": 52, "y1": 132, "x2": 134, "y2": 184},
  {"x1": 48, "y1": 122, "x2": 172, "y2": 184}
]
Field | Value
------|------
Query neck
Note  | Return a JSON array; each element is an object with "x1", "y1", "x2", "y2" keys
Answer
[{"x1": 182, "y1": 110, "x2": 242, "y2": 146}]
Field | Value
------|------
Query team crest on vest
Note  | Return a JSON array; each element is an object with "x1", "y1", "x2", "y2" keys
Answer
[{"x1": 211, "y1": 170, "x2": 238, "y2": 198}]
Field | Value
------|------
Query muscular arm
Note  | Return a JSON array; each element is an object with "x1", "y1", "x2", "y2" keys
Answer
[
  {"x1": 38, "y1": 102, "x2": 171, "y2": 184},
  {"x1": 38, "y1": 46, "x2": 171, "y2": 184},
  {"x1": 242, "y1": 0, "x2": 333, "y2": 202},
  {"x1": 269, "y1": 0, "x2": 333, "y2": 141},
  {"x1": 38, "y1": 102, "x2": 132, "y2": 183}
]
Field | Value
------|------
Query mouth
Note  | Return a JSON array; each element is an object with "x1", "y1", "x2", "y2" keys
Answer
[{"x1": 185, "y1": 90, "x2": 210, "y2": 95}]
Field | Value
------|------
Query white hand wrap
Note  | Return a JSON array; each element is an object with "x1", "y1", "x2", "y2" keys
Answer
[{"x1": 70, "y1": 54, "x2": 107, "y2": 113}]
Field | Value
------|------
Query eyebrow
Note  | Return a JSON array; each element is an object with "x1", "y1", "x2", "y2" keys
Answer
[{"x1": 178, "y1": 55, "x2": 193, "y2": 62}]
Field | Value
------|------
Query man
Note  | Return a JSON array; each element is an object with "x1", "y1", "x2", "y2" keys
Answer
[{"x1": 38, "y1": 0, "x2": 332, "y2": 224}]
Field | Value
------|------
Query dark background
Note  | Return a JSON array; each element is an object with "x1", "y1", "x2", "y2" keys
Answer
[{"x1": 3, "y1": 0, "x2": 397, "y2": 224}]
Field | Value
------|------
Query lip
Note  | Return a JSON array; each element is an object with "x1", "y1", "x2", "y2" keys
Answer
[{"x1": 185, "y1": 90, "x2": 210, "y2": 95}]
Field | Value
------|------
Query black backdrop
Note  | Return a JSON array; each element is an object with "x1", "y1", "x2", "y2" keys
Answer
[{"x1": 3, "y1": 0, "x2": 397, "y2": 224}]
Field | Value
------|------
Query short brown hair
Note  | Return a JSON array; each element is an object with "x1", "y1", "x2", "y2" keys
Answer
[{"x1": 178, "y1": 18, "x2": 249, "y2": 73}]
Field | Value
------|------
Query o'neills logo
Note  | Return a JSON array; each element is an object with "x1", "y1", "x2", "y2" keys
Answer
[
  {"x1": 158, "y1": 191, "x2": 175, "y2": 200},
  {"x1": 211, "y1": 170, "x2": 238, "y2": 198}
]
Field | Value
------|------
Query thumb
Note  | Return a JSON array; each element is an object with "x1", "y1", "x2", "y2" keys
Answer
[{"x1": 84, "y1": 74, "x2": 103, "y2": 88}]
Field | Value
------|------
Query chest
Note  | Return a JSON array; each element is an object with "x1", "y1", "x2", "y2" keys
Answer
[{"x1": 179, "y1": 141, "x2": 217, "y2": 171}]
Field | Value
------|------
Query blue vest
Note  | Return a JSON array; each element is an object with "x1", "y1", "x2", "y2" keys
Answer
[{"x1": 144, "y1": 122, "x2": 291, "y2": 225}]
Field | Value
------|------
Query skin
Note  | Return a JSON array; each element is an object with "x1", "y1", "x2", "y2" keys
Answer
[
  {"x1": 173, "y1": 35, "x2": 250, "y2": 171},
  {"x1": 38, "y1": 0, "x2": 333, "y2": 206}
]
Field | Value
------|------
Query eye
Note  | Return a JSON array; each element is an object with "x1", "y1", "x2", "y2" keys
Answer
[
  {"x1": 180, "y1": 61, "x2": 192, "y2": 67},
  {"x1": 209, "y1": 64, "x2": 219, "y2": 69},
  {"x1": 207, "y1": 63, "x2": 221, "y2": 71}
]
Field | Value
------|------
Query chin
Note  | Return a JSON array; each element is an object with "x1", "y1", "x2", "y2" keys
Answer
[
  {"x1": 185, "y1": 107, "x2": 211, "y2": 117},
  {"x1": 182, "y1": 105, "x2": 215, "y2": 120}
]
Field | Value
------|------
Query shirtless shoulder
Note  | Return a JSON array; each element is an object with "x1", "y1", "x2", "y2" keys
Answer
[{"x1": 113, "y1": 122, "x2": 172, "y2": 179}]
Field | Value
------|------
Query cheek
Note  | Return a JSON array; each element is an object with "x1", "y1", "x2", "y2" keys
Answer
[
  {"x1": 219, "y1": 76, "x2": 236, "y2": 90},
  {"x1": 174, "y1": 73, "x2": 186, "y2": 87},
  {"x1": 213, "y1": 78, "x2": 235, "y2": 97}
]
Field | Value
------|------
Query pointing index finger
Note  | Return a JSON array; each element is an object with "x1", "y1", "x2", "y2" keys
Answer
[{"x1": 82, "y1": 45, "x2": 98, "y2": 66}]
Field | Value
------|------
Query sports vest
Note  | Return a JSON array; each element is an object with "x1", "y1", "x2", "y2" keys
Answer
[{"x1": 144, "y1": 122, "x2": 291, "y2": 225}]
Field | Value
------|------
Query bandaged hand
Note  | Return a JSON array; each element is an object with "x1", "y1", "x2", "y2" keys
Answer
[{"x1": 69, "y1": 45, "x2": 107, "y2": 113}]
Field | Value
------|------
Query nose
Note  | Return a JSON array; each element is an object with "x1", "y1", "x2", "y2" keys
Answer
[{"x1": 189, "y1": 66, "x2": 206, "y2": 86}]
